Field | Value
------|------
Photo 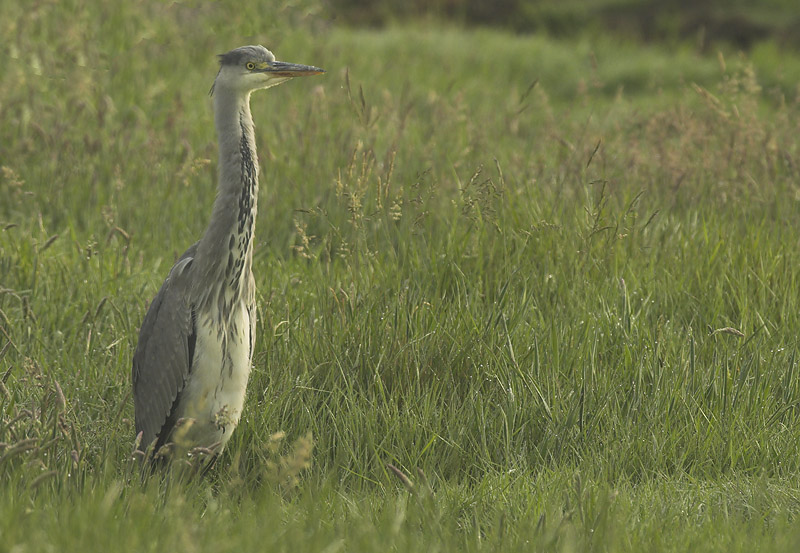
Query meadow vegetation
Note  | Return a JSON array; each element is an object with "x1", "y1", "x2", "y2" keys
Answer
[{"x1": 2, "y1": 0, "x2": 800, "y2": 550}]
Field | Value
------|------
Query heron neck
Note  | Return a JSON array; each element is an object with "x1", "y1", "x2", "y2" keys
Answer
[{"x1": 195, "y1": 89, "x2": 259, "y2": 301}]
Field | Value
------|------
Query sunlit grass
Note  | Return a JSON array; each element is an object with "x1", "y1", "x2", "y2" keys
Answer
[{"x1": 3, "y1": 1, "x2": 800, "y2": 551}]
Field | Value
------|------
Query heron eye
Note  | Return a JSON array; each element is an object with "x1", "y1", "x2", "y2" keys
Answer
[{"x1": 246, "y1": 62, "x2": 256, "y2": 70}]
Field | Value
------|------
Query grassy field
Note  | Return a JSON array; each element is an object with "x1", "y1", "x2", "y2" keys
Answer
[{"x1": 4, "y1": 0, "x2": 800, "y2": 550}]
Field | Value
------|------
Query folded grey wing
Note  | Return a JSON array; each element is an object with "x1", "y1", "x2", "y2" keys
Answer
[{"x1": 132, "y1": 244, "x2": 198, "y2": 449}]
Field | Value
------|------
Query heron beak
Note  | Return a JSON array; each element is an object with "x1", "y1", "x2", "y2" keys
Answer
[{"x1": 262, "y1": 61, "x2": 325, "y2": 77}]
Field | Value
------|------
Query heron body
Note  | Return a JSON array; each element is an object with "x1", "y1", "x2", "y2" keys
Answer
[{"x1": 132, "y1": 46, "x2": 323, "y2": 459}]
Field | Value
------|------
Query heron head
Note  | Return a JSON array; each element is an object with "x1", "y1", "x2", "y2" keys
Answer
[{"x1": 210, "y1": 45, "x2": 324, "y2": 96}]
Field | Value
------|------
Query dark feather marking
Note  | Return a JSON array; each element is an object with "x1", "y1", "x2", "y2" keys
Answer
[
  {"x1": 225, "y1": 109, "x2": 257, "y2": 296},
  {"x1": 218, "y1": 45, "x2": 272, "y2": 68},
  {"x1": 248, "y1": 315, "x2": 253, "y2": 361},
  {"x1": 188, "y1": 306, "x2": 197, "y2": 367}
]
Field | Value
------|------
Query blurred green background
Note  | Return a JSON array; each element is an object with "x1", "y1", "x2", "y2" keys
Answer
[{"x1": 331, "y1": 0, "x2": 800, "y2": 50}]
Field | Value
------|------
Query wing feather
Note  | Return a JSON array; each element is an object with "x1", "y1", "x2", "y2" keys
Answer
[{"x1": 132, "y1": 243, "x2": 199, "y2": 449}]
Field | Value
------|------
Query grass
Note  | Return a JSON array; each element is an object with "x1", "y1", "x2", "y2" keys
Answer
[{"x1": 3, "y1": 0, "x2": 800, "y2": 550}]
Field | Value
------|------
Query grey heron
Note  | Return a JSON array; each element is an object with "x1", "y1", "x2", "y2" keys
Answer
[{"x1": 132, "y1": 45, "x2": 324, "y2": 462}]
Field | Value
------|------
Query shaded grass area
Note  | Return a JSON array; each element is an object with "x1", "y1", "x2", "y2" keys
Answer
[
  {"x1": 3, "y1": 0, "x2": 800, "y2": 550},
  {"x1": 330, "y1": 0, "x2": 800, "y2": 50}
]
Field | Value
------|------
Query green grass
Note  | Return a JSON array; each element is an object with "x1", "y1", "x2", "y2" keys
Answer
[{"x1": 4, "y1": 1, "x2": 800, "y2": 550}]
